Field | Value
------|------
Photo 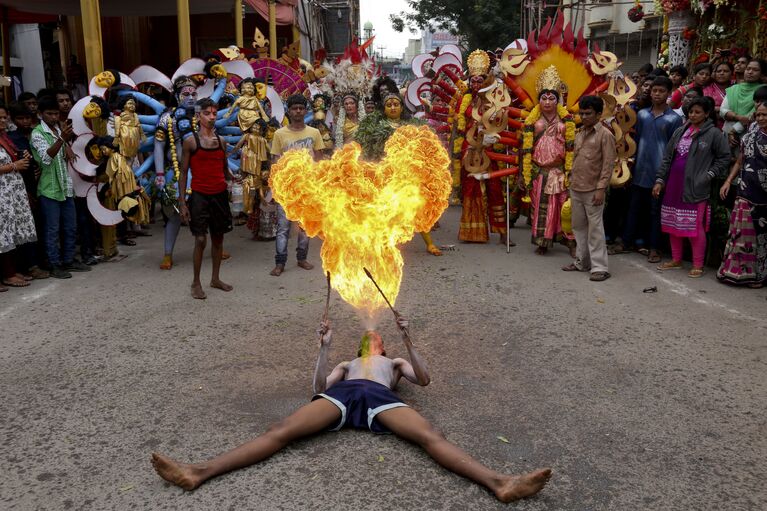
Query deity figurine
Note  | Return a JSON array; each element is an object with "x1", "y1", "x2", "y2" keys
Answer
[
  {"x1": 231, "y1": 119, "x2": 269, "y2": 221},
  {"x1": 231, "y1": 78, "x2": 270, "y2": 134},
  {"x1": 114, "y1": 94, "x2": 144, "y2": 164},
  {"x1": 95, "y1": 136, "x2": 151, "y2": 226},
  {"x1": 308, "y1": 93, "x2": 333, "y2": 155},
  {"x1": 521, "y1": 66, "x2": 576, "y2": 255},
  {"x1": 356, "y1": 92, "x2": 442, "y2": 256}
]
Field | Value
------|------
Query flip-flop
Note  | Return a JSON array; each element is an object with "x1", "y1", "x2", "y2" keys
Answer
[
  {"x1": 608, "y1": 244, "x2": 631, "y2": 255},
  {"x1": 561, "y1": 263, "x2": 585, "y2": 272},
  {"x1": 15, "y1": 273, "x2": 33, "y2": 281},
  {"x1": 119, "y1": 238, "x2": 137, "y2": 246},
  {"x1": 2, "y1": 278, "x2": 30, "y2": 288},
  {"x1": 648, "y1": 251, "x2": 662, "y2": 264}
]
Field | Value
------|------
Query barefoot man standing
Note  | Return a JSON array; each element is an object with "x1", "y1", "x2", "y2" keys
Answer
[
  {"x1": 178, "y1": 97, "x2": 239, "y2": 299},
  {"x1": 152, "y1": 314, "x2": 552, "y2": 502}
]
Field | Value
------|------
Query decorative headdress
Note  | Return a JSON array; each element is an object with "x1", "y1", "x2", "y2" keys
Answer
[
  {"x1": 173, "y1": 75, "x2": 196, "y2": 95},
  {"x1": 535, "y1": 65, "x2": 566, "y2": 97},
  {"x1": 467, "y1": 50, "x2": 491, "y2": 77}
]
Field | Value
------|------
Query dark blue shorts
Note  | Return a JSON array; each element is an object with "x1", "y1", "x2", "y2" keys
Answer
[{"x1": 312, "y1": 379, "x2": 408, "y2": 434}]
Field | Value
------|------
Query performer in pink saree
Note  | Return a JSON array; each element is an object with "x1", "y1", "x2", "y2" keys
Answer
[{"x1": 527, "y1": 89, "x2": 575, "y2": 255}]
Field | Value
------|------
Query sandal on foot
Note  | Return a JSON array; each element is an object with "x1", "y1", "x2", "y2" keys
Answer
[
  {"x1": 647, "y1": 251, "x2": 662, "y2": 264},
  {"x1": 688, "y1": 268, "x2": 705, "y2": 278},
  {"x1": 747, "y1": 281, "x2": 764, "y2": 289},
  {"x1": 590, "y1": 271, "x2": 611, "y2": 282},
  {"x1": 637, "y1": 247, "x2": 650, "y2": 256},
  {"x1": 657, "y1": 261, "x2": 683, "y2": 271},
  {"x1": 15, "y1": 273, "x2": 33, "y2": 281},
  {"x1": 2, "y1": 277, "x2": 30, "y2": 287},
  {"x1": 118, "y1": 238, "x2": 136, "y2": 246},
  {"x1": 608, "y1": 243, "x2": 631, "y2": 255},
  {"x1": 562, "y1": 263, "x2": 586, "y2": 272}
]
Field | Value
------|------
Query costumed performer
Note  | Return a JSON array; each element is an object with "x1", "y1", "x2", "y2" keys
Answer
[
  {"x1": 456, "y1": 50, "x2": 509, "y2": 244},
  {"x1": 356, "y1": 92, "x2": 443, "y2": 256},
  {"x1": 521, "y1": 68, "x2": 576, "y2": 256},
  {"x1": 154, "y1": 76, "x2": 199, "y2": 270}
]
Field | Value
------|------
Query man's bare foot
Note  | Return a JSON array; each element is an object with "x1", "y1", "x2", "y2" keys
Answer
[
  {"x1": 494, "y1": 468, "x2": 552, "y2": 503},
  {"x1": 426, "y1": 244, "x2": 442, "y2": 256},
  {"x1": 151, "y1": 453, "x2": 205, "y2": 491},
  {"x1": 535, "y1": 246, "x2": 547, "y2": 255},
  {"x1": 191, "y1": 282, "x2": 206, "y2": 299},
  {"x1": 210, "y1": 279, "x2": 233, "y2": 291},
  {"x1": 222, "y1": 251, "x2": 231, "y2": 260}
]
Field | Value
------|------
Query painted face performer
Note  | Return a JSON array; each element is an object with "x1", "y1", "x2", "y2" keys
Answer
[
  {"x1": 151, "y1": 314, "x2": 552, "y2": 502},
  {"x1": 456, "y1": 50, "x2": 509, "y2": 244},
  {"x1": 154, "y1": 75, "x2": 198, "y2": 270},
  {"x1": 523, "y1": 67, "x2": 576, "y2": 256},
  {"x1": 355, "y1": 92, "x2": 443, "y2": 256}
]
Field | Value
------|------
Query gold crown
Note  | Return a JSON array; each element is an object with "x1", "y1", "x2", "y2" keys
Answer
[
  {"x1": 536, "y1": 65, "x2": 564, "y2": 95},
  {"x1": 467, "y1": 50, "x2": 491, "y2": 77}
]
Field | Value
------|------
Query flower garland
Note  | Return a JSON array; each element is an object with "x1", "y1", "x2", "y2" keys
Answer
[
  {"x1": 165, "y1": 112, "x2": 198, "y2": 200},
  {"x1": 457, "y1": 93, "x2": 472, "y2": 132},
  {"x1": 521, "y1": 103, "x2": 575, "y2": 187}
]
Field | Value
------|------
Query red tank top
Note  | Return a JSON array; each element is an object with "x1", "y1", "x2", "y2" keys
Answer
[{"x1": 190, "y1": 133, "x2": 227, "y2": 195}]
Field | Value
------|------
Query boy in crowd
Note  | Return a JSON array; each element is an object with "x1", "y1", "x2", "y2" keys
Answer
[
  {"x1": 611, "y1": 76, "x2": 682, "y2": 263},
  {"x1": 29, "y1": 96, "x2": 90, "y2": 278},
  {"x1": 269, "y1": 94, "x2": 323, "y2": 277}
]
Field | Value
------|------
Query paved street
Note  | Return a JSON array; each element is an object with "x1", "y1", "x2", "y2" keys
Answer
[{"x1": 1, "y1": 205, "x2": 765, "y2": 510}]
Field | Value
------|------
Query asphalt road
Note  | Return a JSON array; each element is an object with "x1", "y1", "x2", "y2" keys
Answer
[{"x1": 1, "y1": 206, "x2": 765, "y2": 510}]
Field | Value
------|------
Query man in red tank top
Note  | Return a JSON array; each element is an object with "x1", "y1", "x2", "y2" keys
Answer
[{"x1": 178, "y1": 98, "x2": 241, "y2": 299}]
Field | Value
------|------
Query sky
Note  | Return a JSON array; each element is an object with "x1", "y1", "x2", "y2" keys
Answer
[{"x1": 359, "y1": 0, "x2": 417, "y2": 58}]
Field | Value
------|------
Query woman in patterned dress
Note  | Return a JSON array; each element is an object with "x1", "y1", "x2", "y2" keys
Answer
[{"x1": 0, "y1": 105, "x2": 38, "y2": 291}]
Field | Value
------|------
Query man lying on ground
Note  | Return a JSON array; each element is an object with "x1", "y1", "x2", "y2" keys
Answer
[{"x1": 151, "y1": 315, "x2": 552, "y2": 503}]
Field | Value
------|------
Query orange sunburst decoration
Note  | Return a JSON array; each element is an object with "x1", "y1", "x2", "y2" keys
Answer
[{"x1": 270, "y1": 125, "x2": 451, "y2": 315}]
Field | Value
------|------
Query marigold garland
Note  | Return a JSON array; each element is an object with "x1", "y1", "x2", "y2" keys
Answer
[
  {"x1": 457, "y1": 93, "x2": 471, "y2": 132},
  {"x1": 521, "y1": 103, "x2": 575, "y2": 187}
]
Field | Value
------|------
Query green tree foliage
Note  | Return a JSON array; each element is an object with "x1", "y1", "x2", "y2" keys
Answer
[{"x1": 390, "y1": 0, "x2": 522, "y2": 51}]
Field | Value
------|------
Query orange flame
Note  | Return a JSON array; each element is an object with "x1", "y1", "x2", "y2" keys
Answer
[{"x1": 270, "y1": 125, "x2": 451, "y2": 314}]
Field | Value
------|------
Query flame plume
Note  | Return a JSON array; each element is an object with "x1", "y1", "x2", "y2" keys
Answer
[{"x1": 270, "y1": 125, "x2": 451, "y2": 314}]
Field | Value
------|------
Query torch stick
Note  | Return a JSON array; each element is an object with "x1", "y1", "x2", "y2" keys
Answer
[
  {"x1": 506, "y1": 175, "x2": 511, "y2": 254},
  {"x1": 363, "y1": 267, "x2": 412, "y2": 342},
  {"x1": 321, "y1": 271, "x2": 331, "y2": 322},
  {"x1": 317, "y1": 271, "x2": 331, "y2": 345}
]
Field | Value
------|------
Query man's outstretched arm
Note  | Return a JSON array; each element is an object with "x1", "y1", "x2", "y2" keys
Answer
[
  {"x1": 312, "y1": 320, "x2": 347, "y2": 394},
  {"x1": 395, "y1": 315, "x2": 430, "y2": 386}
]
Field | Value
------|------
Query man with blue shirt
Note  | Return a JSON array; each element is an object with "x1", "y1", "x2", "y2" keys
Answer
[{"x1": 611, "y1": 76, "x2": 682, "y2": 263}]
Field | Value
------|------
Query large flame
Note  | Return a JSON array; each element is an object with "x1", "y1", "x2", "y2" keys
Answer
[{"x1": 270, "y1": 125, "x2": 451, "y2": 314}]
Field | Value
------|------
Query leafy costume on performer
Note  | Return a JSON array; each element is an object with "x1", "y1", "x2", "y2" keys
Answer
[{"x1": 357, "y1": 93, "x2": 442, "y2": 256}]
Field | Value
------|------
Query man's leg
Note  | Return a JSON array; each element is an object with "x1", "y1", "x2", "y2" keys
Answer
[
  {"x1": 39, "y1": 197, "x2": 63, "y2": 271},
  {"x1": 569, "y1": 190, "x2": 591, "y2": 271},
  {"x1": 162, "y1": 213, "x2": 182, "y2": 269},
  {"x1": 271, "y1": 204, "x2": 289, "y2": 275},
  {"x1": 151, "y1": 398, "x2": 341, "y2": 490},
  {"x1": 209, "y1": 232, "x2": 232, "y2": 291},
  {"x1": 191, "y1": 234, "x2": 207, "y2": 299},
  {"x1": 296, "y1": 226, "x2": 313, "y2": 270},
  {"x1": 375, "y1": 407, "x2": 551, "y2": 503},
  {"x1": 584, "y1": 193, "x2": 608, "y2": 275}
]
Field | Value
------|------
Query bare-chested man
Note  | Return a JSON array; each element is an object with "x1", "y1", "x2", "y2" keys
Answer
[{"x1": 151, "y1": 316, "x2": 552, "y2": 502}]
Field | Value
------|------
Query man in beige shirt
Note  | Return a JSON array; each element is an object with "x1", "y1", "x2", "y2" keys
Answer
[{"x1": 563, "y1": 96, "x2": 616, "y2": 281}]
